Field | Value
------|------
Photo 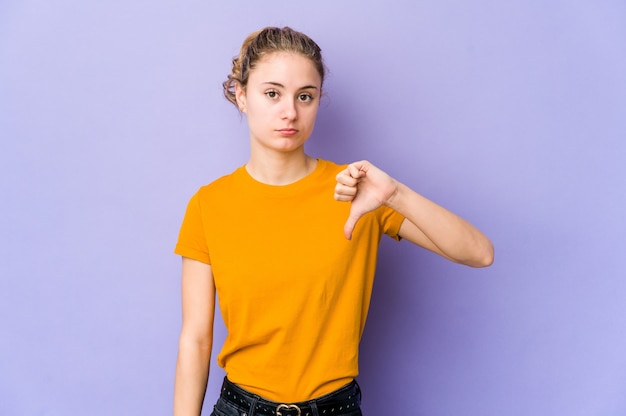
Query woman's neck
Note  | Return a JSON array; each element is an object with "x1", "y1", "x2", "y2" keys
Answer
[{"x1": 246, "y1": 150, "x2": 317, "y2": 185}]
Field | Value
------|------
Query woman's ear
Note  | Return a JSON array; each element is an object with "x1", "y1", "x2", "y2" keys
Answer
[{"x1": 235, "y1": 82, "x2": 247, "y2": 113}]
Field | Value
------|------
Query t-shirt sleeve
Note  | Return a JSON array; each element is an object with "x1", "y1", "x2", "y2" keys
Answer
[
  {"x1": 174, "y1": 191, "x2": 211, "y2": 264},
  {"x1": 379, "y1": 206, "x2": 405, "y2": 241}
]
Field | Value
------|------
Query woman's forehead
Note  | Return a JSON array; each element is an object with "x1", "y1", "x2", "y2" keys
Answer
[{"x1": 250, "y1": 52, "x2": 322, "y2": 87}]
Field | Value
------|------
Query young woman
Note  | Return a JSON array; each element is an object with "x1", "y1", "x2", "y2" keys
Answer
[{"x1": 173, "y1": 27, "x2": 494, "y2": 416}]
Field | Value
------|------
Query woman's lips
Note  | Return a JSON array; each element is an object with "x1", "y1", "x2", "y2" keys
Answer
[{"x1": 277, "y1": 128, "x2": 298, "y2": 137}]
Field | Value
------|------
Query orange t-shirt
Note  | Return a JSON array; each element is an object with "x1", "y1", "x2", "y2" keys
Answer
[{"x1": 175, "y1": 159, "x2": 404, "y2": 402}]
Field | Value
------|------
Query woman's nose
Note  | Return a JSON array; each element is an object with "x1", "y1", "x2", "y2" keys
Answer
[{"x1": 281, "y1": 99, "x2": 297, "y2": 120}]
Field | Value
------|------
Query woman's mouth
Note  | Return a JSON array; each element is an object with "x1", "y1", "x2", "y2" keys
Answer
[{"x1": 277, "y1": 128, "x2": 298, "y2": 137}]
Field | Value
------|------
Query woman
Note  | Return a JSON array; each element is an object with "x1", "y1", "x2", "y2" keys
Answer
[{"x1": 173, "y1": 27, "x2": 493, "y2": 416}]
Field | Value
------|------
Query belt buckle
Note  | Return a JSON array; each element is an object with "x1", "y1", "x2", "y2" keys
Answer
[{"x1": 276, "y1": 403, "x2": 301, "y2": 416}]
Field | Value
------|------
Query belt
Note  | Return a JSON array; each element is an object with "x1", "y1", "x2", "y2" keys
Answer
[{"x1": 219, "y1": 377, "x2": 361, "y2": 416}]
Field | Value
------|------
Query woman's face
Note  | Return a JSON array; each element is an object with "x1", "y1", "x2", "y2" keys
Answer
[{"x1": 236, "y1": 52, "x2": 322, "y2": 155}]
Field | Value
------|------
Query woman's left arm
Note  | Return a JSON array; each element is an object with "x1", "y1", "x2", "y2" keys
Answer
[{"x1": 335, "y1": 160, "x2": 494, "y2": 268}]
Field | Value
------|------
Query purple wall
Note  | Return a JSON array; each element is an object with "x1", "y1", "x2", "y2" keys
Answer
[{"x1": 2, "y1": 1, "x2": 625, "y2": 415}]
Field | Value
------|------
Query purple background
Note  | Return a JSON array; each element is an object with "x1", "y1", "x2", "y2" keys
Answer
[{"x1": 2, "y1": 1, "x2": 625, "y2": 415}]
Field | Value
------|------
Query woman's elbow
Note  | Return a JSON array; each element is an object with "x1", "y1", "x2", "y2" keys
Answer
[{"x1": 469, "y1": 241, "x2": 495, "y2": 268}]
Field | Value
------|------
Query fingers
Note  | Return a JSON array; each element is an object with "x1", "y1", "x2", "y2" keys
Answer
[
  {"x1": 334, "y1": 181, "x2": 357, "y2": 201},
  {"x1": 334, "y1": 163, "x2": 367, "y2": 202},
  {"x1": 346, "y1": 161, "x2": 368, "y2": 181},
  {"x1": 335, "y1": 161, "x2": 371, "y2": 239},
  {"x1": 336, "y1": 166, "x2": 362, "y2": 186},
  {"x1": 343, "y1": 213, "x2": 360, "y2": 240}
]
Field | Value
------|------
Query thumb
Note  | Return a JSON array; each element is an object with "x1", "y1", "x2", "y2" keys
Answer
[{"x1": 343, "y1": 209, "x2": 362, "y2": 240}]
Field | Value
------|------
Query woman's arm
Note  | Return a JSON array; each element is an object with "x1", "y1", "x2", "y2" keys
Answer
[
  {"x1": 173, "y1": 257, "x2": 216, "y2": 416},
  {"x1": 335, "y1": 160, "x2": 494, "y2": 268}
]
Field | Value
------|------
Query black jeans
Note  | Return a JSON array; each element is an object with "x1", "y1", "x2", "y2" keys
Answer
[{"x1": 210, "y1": 377, "x2": 363, "y2": 416}]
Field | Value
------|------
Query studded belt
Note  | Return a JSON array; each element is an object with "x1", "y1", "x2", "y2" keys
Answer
[{"x1": 218, "y1": 377, "x2": 361, "y2": 416}]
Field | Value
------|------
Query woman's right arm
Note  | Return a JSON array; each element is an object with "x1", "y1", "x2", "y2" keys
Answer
[{"x1": 173, "y1": 257, "x2": 216, "y2": 416}]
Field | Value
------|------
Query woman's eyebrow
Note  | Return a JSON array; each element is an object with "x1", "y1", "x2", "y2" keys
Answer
[{"x1": 262, "y1": 82, "x2": 318, "y2": 90}]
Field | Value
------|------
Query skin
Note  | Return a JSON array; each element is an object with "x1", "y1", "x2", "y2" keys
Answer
[
  {"x1": 236, "y1": 51, "x2": 322, "y2": 186},
  {"x1": 335, "y1": 161, "x2": 495, "y2": 266},
  {"x1": 173, "y1": 51, "x2": 494, "y2": 416}
]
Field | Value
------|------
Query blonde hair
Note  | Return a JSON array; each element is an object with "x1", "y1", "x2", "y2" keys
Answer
[{"x1": 223, "y1": 27, "x2": 325, "y2": 108}]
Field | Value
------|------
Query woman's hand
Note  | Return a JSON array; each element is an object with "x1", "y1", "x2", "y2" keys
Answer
[{"x1": 334, "y1": 160, "x2": 398, "y2": 239}]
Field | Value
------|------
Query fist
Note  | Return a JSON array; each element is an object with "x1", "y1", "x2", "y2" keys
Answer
[{"x1": 334, "y1": 160, "x2": 398, "y2": 239}]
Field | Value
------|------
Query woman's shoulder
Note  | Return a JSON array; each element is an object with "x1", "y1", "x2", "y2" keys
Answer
[
  {"x1": 317, "y1": 158, "x2": 347, "y2": 175},
  {"x1": 195, "y1": 165, "x2": 245, "y2": 197}
]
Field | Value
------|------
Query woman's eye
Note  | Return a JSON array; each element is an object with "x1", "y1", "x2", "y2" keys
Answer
[
  {"x1": 298, "y1": 93, "x2": 313, "y2": 102},
  {"x1": 265, "y1": 90, "x2": 279, "y2": 99}
]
